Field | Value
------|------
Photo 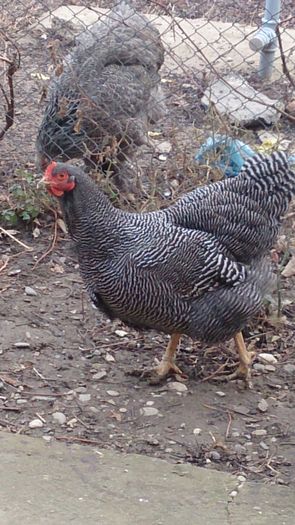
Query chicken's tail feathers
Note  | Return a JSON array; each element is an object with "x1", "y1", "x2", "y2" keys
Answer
[{"x1": 240, "y1": 151, "x2": 295, "y2": 195}]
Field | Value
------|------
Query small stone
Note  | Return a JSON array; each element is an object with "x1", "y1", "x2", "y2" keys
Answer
[
  {"x1": 88, "y1": 406, "x2": 99, "y2": 414},
  {"x1": 8, "y1": 269, "x2": 21, "y2": 276},
  {"x1": 146, "y1": 438, "x2": 160, "y2": 446},
  {"x1": 232, "y1": 431, "x2": 240, "y2": 438},
  {"x1": 119, "y1": 408, "x2": 127, "y2": 413},
  {"x1": 25, "y1": 286, "x2": 37, "y2": 296},
  {"x1": 271, "y1": 437, "x2": 277, "y2": 443},
  {"x1": 52, "y1": 411, "x2": 66, "y2": 425},
  {"x1": 264, "y1": 365, "x2": 276, "y2": 373},
  {"x1": 167, "y1": 382, "x2": 188, "y2": 393},
  {"x1": 75, "y1": 387, "x2": 86, "y2": 393},
  {"x1": 29, "y1": 418, "x2": 44, "y2": 429},
  {"x1": 283, "y1": 364, "x2": 295, "y2": 374},
  {"x1": 79, "y1": 393, "x2": 91, "y2": 403},
  {"x1": 215, "y1": 391, "x2": 226, "y2": 397},
  {"x1": 258, "y1": 353, "x2": 278, "y2": 365},
  {"x1": 16, "y1": 399, "x2": 28, "y2": 404},
  {"x1": 106, "y1": 390, "x2": 120, "y2": 397},
  {"x1": 156, "y1": 141, "x2": 172, "y2": 154},
  {"x1": 193, "y1": 428, "x2": 202, "y2": 435},
  {"x1": 93, "y1": 370, "x2": 107, "y2": 380},
  {"x1": 209, "y1": 450, "x2": 221, "y2": 461},
  {"x1": 158, "y1": 154, "x2": 168, "y2": 161},
  {"x1": 165, "y1": 448, "x2": 174, "y2": 453},
  {"x1": 146, "y1": 401, "x2": 154, "y2": 406},
  {"x1": 14, "y1": 342, "x2": 30, "y2": 348},
  {"x1": 42, "y1": 436, "x2": 52, "y2": 442},
  {"x1": 237, "y1": 475, "x2": 246, "y2": 483},
  {"x1": 258, "y1": 399, "x2": 268, "y2": 412},
  {"x1": 252, "y1": 429, "x2": 267, "y2": 437},
  {"x1": 114, "y1": 329, "x2": 128, "y2": 337},
  {"x1": 253, "y1": 363, "x2": 266, "y2": 373},
  {"x1": 259, "y1": 441, "x2": 269, "y2": 450},
  {"x1": 104, "y1": 353, "x2": 115, "y2": 363},
  {"x1": 140, "y1": 407, "x2": 159, "y2": 417},
  {"x1": 0, "y1": 381, "x2": 4, "y2": 391}
]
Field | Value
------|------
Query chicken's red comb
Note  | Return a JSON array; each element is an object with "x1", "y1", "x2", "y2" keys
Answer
[{"x1": 44, "y1": 161, "x2": 57, "y2": 178}]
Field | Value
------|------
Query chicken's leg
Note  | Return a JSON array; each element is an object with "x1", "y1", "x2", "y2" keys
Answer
[
  {"x1": 128, "y1": 333, "x2": 184, "y2": 384},
  {"x1": 151, "y1": 333, "x2": 183, "y2": 382},
  {"x1": 218, "y1": 331, "x2": 255, "y2": 388}
]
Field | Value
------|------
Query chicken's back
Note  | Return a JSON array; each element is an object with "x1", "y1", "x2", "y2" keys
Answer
[
  {"x1": 75, "y1": 0, "x2": 164, "y2": 70},
  {"x1": 163, "y1": 152, "x2": 295, "y2": 263}
]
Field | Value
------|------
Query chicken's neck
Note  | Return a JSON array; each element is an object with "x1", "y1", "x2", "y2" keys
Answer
[{"x1": 60, "y1": 179, "x2": 124, "y2": 256}]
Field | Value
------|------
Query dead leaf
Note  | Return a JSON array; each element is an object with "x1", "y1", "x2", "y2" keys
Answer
[
  {"x1": 0, "y1": 374, "x2": 19, "y2": 387},
  {"x1": 109, "y1": 411, "x2": 122, "y2": 422},
  {"x1": 282, "y1": 255, "x2": 295, "y2": 277},
  {"x1": 55, "y1": 63, "x2": 64, "y2": 77}
]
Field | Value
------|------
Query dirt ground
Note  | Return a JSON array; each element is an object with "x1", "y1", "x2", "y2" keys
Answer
[{"x1": 0, "y1": 0, "x2": 295, "y2": 489}]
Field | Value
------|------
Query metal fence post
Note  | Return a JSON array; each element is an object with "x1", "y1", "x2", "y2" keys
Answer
[{"x1": 249, "y1": 0, "x2": 281, "y2": 79}]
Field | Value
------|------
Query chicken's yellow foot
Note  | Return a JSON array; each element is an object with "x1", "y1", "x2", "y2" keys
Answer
[
  {"x1": 217, "y1": 331, "x2": 255, "y2": 388},
  {"x1": 128, "y1": 333, "x2": 184, "y2": 384}
]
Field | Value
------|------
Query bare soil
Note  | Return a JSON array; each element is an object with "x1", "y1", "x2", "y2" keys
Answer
[{"x1": 0, "y1": 0, "x2": 295, "y2": 488}]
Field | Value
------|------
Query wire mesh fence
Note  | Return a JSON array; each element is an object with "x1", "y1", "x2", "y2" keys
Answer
[{"x1": 0, "y1": 0, "x2": 295, "y2": 216}]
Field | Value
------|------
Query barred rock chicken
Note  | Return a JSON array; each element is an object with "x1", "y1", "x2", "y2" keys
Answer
[
  {"x1": 36, "y1": 1, "x2": 165, "y2": 184},
  {"x1": 42, "y1": 151, "x2": 295, "y2": 385}
]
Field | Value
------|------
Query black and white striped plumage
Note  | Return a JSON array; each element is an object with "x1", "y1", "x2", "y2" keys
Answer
[{"x1": 49, "y1": 151, "x2": 294, "y2": 345}]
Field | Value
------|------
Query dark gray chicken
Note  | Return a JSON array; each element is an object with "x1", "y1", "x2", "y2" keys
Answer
[
  {"x1": 36, "y1": 1, "x2": 165, "y2": 183},
  {"x1": 42, "y1": 151, "x2": 295, "y2": 385}
]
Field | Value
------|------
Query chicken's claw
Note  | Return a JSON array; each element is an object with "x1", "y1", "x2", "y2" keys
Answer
[{"x1": 127, "y1": 360, "x2": 185, "y2": 385}]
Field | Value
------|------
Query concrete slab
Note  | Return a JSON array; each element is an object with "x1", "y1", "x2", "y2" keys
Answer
[
  {"x1": 0, "y1": 431, "x2": 294, "y2": 525},
  {"x1": 0, "y1": 432, "x2": 236, "y2": 525},
  {"x1": 202, "y1": 74, "x2": 283, "y2": 126},
  {"x1": 34, "y1": 5, "x2": 295, "y2": 79}
]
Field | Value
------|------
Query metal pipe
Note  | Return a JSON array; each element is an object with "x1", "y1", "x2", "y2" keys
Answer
[{"x1": 249, "y1": 0, "x2": 281, "y2": 79}]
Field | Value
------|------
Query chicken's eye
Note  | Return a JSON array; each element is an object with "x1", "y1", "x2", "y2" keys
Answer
[{"x1": 57, "y1": 172, "x2": 67, "y2": 180}]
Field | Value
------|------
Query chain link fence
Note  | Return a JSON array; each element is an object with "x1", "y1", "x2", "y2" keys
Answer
[{"x1": 0, "y1": 0, "x2": 295, "y2": 213}]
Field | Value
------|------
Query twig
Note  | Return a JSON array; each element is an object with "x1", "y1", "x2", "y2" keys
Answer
[
  {"x1": 36, "y1": 412, "x2": 46, "y2": 424},
  {"x1": 32, "y1": 207, "x2": 58, "y2": 269},
  {"x1": 201, "y1": 359, "x2": 230, "y2": 382},
  {"x1": 55, "y1": 435, "x2": 102, "y2": 446},
  {"x1": 225, "y1": 410, "x2": 232, "y2": 439},
  {"x1": 33, "y1": 367, "x2": 58, "y2": 382},
  {"x1": 0, "y1": 46, "x2": 20, "y2": 140},
  {"x1": 0, "y1": 226, "x2": 33, "y2": 251},
  {"x1": 0, "y1": 285, "x2": 11, "y2": 293},
  {"x1": 276, "y1": 24, "x2": 295, "y2": 89},
  {"x1": 0, "y1": 258, "x2": 9, "y2": 273},
  {"x1": 2, "y1": 406, "x2": 21, "y2": 412},
  {"x1": 33, "y1": 367, "x2": 46, "y2": 380}
]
